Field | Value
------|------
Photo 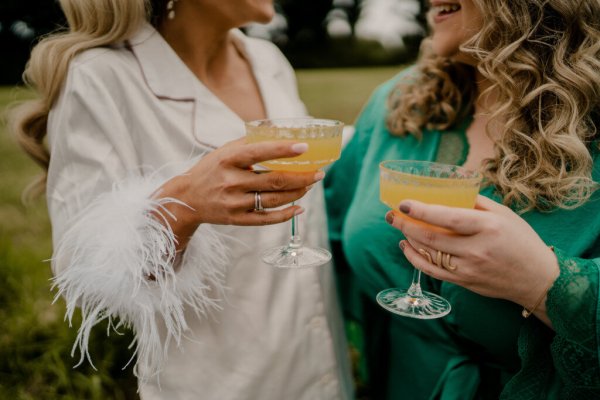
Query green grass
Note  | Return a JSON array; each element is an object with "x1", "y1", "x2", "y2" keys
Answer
[
  {"x1": 0, "y1": 90, "x2": 138, "y2": 399},
  {"x1": 0, "y1": 66, "x2": 403, "y2": 399},
  {"x1": 297, "y1": 66, "x2": 400, "y2": 124}
]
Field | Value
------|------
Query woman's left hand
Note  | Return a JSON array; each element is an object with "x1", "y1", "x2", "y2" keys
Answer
[{"x1": 387, "y1": 195, "x2": 559, "y2": 311}]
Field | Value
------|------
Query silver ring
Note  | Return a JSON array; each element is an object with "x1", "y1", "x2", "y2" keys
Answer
[{"x1": 254, "y1": 191, "x2": 264, "y2": 211}]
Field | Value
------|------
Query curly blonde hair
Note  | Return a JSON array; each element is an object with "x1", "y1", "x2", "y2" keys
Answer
[
  {"x1": 9, "y1": 0, "x2": 168, "y2": 197},
  {"x1": 388, "y1": 0, "x2": 600, "y2": 212}
]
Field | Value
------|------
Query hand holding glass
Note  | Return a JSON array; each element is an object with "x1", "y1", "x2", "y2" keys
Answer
[
  {"x1": 378, "y1": 160, "x2": 482, "y2": 319},
  {"x1": 246, "y1": 118, "x2": 343, "y2": 268}
]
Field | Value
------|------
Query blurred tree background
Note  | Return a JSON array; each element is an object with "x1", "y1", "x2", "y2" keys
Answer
[
  {"x1": 0, "y1": 0, "x2": 65, "y2": 84},
  {"x1": 0, "y1": 0, "x2": 426, "y2": 398},
  {"x1": 250, "y1": 0, "x2": 427, "y2": 67},
  {"x1": 0, "y1": 0, "x2": 427, "y2": 84}
]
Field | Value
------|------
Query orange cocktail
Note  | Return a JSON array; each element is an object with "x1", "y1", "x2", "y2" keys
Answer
[
  {"x1": 246, "y1": 120, "x2": 343, "y2": 172},
  {"x1": 380, "y1": 163, "x2": 480, "y2": 231}
]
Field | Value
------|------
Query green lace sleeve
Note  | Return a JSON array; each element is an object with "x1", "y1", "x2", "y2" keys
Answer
[
  {"x1": 546, "y1": 248, "x2": 600, "y2": 395},
  {"x1": 501, "y1": 249, "x2": 600, "y2": 399}
]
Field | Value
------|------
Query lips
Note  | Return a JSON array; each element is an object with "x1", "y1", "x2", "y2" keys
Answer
[{"x1": 430, "y1": 2, "x2": 461, "y2": 23}]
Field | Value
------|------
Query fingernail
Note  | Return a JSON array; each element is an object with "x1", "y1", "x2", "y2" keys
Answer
[
  {"x1": 385, "y1": 211, "x2": 394, "y2": 225},
  {"x1": 399, "y1": 202, "x2": 411, "y2": 214},
  {"x1": 399, "y1": 240, "x2": 406, "y2": 251},
  {"x1": 291, "y1": 143, "x2": 309, "y2": 154},
  {"x1": 306, "y1": 184, "x2": 314, "y2": 191},
  {"x1": 314, "y1": 171, "x2": 325, "y2": 181},
  {"x1": 294, "y1": 207, "x2": 305, "y2": 216}
]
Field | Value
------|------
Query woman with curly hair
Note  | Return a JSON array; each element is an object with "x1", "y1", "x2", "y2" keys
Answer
[
  {"x1": 325, "y1": 0, "x2": 599, "y2": 398},
  {"x1": 10, "y1": 0, "x2": 353, "y2": 398}
]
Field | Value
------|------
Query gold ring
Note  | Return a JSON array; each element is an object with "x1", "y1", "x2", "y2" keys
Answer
[
  {"x1": 441, "y1": 252, "x2": 458, "y2": 271},
  {"x1": 417, "y1": 248, "x2": 432, "y2": 264},
  {"x1": 435, "y1": 250, "x2": 443, "y2": 268}
]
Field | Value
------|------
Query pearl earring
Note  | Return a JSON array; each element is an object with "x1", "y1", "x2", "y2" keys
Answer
[{"x1": 167, "y1": 0, "x2": 179, "y2": 20}]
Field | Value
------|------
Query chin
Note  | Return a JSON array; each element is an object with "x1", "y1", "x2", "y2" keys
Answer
[
  {"x1": 254, "y1": 11, "x2": 274, "y2": 24},
  {"x1": 431, "y1": 40, "x2": 459, "y2": 58},
  {"x1": 252, "y1": 2, "x2": 275, "y2": 24}
]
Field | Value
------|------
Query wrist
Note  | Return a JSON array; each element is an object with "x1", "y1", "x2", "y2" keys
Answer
[
  {"x1": 519, "y1": 245, "x2": 560, "y2": 317},
  {"x1": 154, "y1": 175, "x2": 202, "y2": 251},
  {"x1": 159, "y1": 174, "x2": 202, "y2": 224}
]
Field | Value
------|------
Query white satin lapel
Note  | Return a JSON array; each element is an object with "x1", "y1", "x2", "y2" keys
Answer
[
  {"x1": 127, "y1": 23, "x2": 196, "y2": 101},
  {"x1": 128, "y1": 25, "x2": 294, "y2": 150}
]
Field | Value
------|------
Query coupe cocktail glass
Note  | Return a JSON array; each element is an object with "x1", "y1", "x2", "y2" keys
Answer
[
  {"x1": 378, "y1": 160, "x2": 482, "y2": 319},
  {"x1": 246, "y1": 117, "x2": 343, "y2": 268}
]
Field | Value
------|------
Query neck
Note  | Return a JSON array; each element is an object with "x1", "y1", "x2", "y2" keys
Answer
[{"x1": 157, "y1": 4, "x2": 238, "y2": 82}]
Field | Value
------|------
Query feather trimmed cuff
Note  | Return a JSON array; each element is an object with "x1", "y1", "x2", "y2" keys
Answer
[{"x1": 51, "y1": 173, "x2": 228, "y2": 381}]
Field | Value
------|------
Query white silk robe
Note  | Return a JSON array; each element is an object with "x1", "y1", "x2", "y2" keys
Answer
[{"x1": 46, "y1": 23, "x2": 353, "y2": 400}]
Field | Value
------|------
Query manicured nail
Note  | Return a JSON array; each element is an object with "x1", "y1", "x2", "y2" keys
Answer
[
  {"x1": 291, "y1": 143, "x2": 309, "y2": 154},
  {"x1": 385, "y1": 211, "x2": 394, "y2": 225},
  {"x1": 399, "y1": 202, "x2": 411, "y2": 214},
  {"x1": 294, "y1": 207, "x2": 305, "y2": 216},
  {"x1": 314, "y1": 171, "x2": 325, "y2": 181},
  {"x1": 399, "y1": 240, "x2": 406, "y2": 251}
]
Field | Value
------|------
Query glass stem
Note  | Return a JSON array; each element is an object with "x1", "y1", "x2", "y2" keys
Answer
[
  {"x1": 288, "y1": 201, "x2": 302, "y2": 250},
  {"x1": 406, "y1": 268, "x2": 424, "y2": 298}
]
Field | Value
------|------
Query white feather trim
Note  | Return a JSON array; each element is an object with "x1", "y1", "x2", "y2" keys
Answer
[{"x1": 51, "y1": 172, "x2": 229, "y2": 380}]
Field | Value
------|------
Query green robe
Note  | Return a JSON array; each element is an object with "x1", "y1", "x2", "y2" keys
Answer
[{"x1": 325, "y1": 69, "x2": 600, "y2": 399}]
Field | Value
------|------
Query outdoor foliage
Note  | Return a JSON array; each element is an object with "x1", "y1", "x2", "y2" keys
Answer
[
  {"x1": 0, "y1": 0, "x2": 64, "y2": 85},
  {"x1": 0, "y1": 0, "x2": 423, "y2": 84},
  {"x1": 0, "y1": 88, "x2": 138, "y2": 399}
]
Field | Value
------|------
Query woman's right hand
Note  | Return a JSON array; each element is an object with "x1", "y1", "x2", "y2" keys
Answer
[{"x1": 157, "y1": 138, "x2": 323, "y2": 248}]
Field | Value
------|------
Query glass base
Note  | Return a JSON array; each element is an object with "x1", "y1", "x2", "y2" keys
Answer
[
  {"x1": 261, "y1": 245, "x2": 331, "y2": 269},
  {"x1": 376, "y1": 288, "x2": 451, "y2": 319}
]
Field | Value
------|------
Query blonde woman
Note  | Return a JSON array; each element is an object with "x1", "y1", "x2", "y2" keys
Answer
[
  {"x1": 326, "y1": 0, "x2": 599, "y2": 398},
  {"x1": 11, "y1": 0, "x2": 353, "y2": 398}
]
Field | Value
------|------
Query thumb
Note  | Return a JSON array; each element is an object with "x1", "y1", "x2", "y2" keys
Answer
[{"x1": 475, "y1": 195, "x2": 506, "y2": 212}]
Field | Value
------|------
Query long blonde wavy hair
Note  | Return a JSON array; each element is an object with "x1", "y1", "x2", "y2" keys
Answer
[
  {"x1": 10, "y1": 0, "x2": 166, "y2": 197},
  {"x1": 388, "y1": 0, "x2": 600, "y2": 212}
]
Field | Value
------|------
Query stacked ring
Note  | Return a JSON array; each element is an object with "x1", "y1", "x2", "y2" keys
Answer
[
  {"x1": 254, "y1": 191, "x2": 264, "y2": 211},
  {"x1": 442, "y1": 252, "x2": 457, "y2": 271},
  {"x1": 418, "y1": 248, "x2": 458, "y2": 271}
]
